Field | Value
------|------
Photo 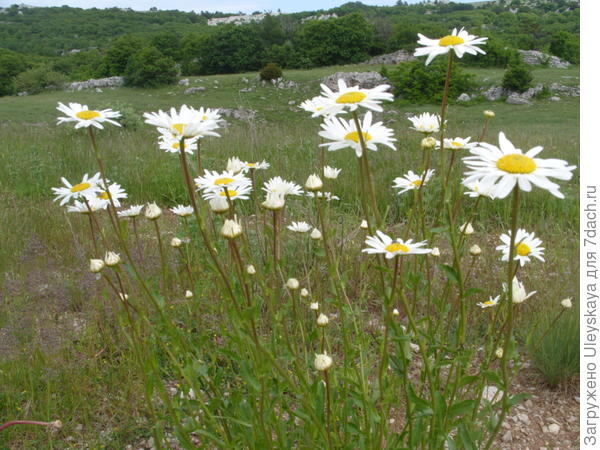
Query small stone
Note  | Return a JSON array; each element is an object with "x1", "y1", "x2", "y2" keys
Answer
[
  {"x1": 548, "y1": 423, "x2": 560, "y2": 434},
  {"x1": 517, "y1": 413, "x2": 530, "y2": 425},
  {"x1": 457, "y1": 93, "x2": 471, "y2": 102},
  {"x1": 288, "y1": 100, "x2": 296, "y2": 105},
  {"x1": 501, "y1": 430, "x2": 513, "y2": 443},
  {"x1": 549, "y1": 96, "x2": 561, "y2": 101}
]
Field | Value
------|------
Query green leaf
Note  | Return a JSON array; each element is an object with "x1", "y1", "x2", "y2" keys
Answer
[
  {"x1": 439, "y1": 264, "x2": 459, "y2": 284},
  {"x1": 407, "y1": 385, "x2": 432, "y2": 417},
  {"x1": 508, "y1": 392, "x2": 530, "y2": 407},
  {"x1": 482, "y1": 370, "x2": 505, "y2": 389},
  {"x1": 448, "y1": 399, "x2": 476, "y2": 419}
]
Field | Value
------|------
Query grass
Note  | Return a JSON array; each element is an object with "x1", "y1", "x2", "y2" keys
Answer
[{"x1": 0, "y1": 62, "x2": 580, "y2": 447}]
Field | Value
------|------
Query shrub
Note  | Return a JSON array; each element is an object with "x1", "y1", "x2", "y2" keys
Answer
[
  {"x1": 388, "y1": 59, "x2": 475, "y2": 103},
  {"x1": 0, "y1": 49, "x2": 27, "y2": 96},
  {"x1": 259, "y1": 62, "x2": 283, "y2": 81},
  {"x1": 502, "y1": 63, "x2": 533, "y2": 93},
  {"x1": 14, "y1": 66, "x2": 66, "y2": 94},
  {"x1": 549, "y1": 31, "x2": 579, "y2": 64},
  {"x1": 527, "y1": 306, "x2": 579, "y2": 387},
  {"x1": 124, "y1": 47, "x2": 178, "y2": 88}
]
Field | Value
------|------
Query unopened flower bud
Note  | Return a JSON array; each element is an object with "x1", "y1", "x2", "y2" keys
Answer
[
  {"x1": 561, "y1": 298, "x2": 572, "y2": 309},
  {"x1": 286, "y1": 278, "x2": 300, "y2": 290},
  {"x1": 51, "y1": 420, "x2": 63, "y2": 429},
  {"x1": 431, "y1": 247, "x2": 441, "y2": 257},
  {"x1": 495, "y1": 347, "x2": 503, "y2": 358},
  {"x1": 469, "y1": 244, "x2": 482, "y2": 256},
  {"x1": 392, "y1": 308, "x2": 400, "y2": 316},
  {"x1": 317, "y1": 313, "x2": 329, "y2": 327},
  {"x1": 171, "y1": 237, "x2": 182, "y2": 248},
  {"x1": 221, "y1": 216, "x2": 242, "y2": 239},
  {"x1": 305, "y1": 174, "x2": 323, "y2": 191},
  {"x1": 300, "y1": 288, "x2": 309, "y2": 298},
  {"x1": 262, "y1": 192, "x2": 285, "y2": 210},
  {"x1": 246, "y1": 264, "x2": 256, "y2": 275},
  {"x1": 185, "y1": 290, "x2": 194, "y2": 299},
  {"x1": 145, "y1": 202, "x2": 162, "y2": 220},
  {"x1": 209, "y1": 197, "x2": 230, "y2": 214},
  {"x1": 314, "y1": 352, "x2": 333, "y2": 371},
  {"x1": 90, "y1": 259, "x2": 105, "y2": 273},
  {"x1": 460, "y1": 222, "x2": 474, "y2": 235},
  {"x1": 323, "y1": 166, "x2": 341, "y2": 179},
  {"x1": 104, "y1": 251, "x2": 121, "y2": 266},
  {"x1": 421, "y1": 136, "x2": 437, "y2": 150},
  {"x1": 310, "y1": 228, "x2": 322, "y2": 240},
  {"x1": 484, "y1": 110, "x2": 495, "y2": 118},
  {"x1": 119, "y1": 293, "x2": 129, "y2": 301},
  {"x1": 310, "y1": 302, "x2": 319, "y2": 311},
  {"x1": 360, "y1": 219, "x2": 369, "y2": 230}
]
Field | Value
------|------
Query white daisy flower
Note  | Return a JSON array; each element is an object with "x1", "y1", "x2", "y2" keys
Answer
[
  {"x1": 226, "y1": 156, "x2": 246, "y2": 174},
  {"x1": 170, "y1": 205, "x2": 194, "y2": 217},
  {"x1": 462, "y1": 179, "x2": 496, "y2": 199},
  {"x1": 408, "y1": 112, "x2": 441, "y2": 134},
  {"x1": 262, "y1": 192, "x2": 285, "y2": 210},
  {"x1": 362, "y1": 230, "x2": 432, "y2": 259},
  {"x1": 323, "y1": 166, "x2": 341, "y2": 179},
  {"x1": 66, "y1": 197, "x2": 107, "y2": 214},
  {"x1": 52, "y1": 173, "x2": 102, "y2": 206},
  {"x1": 243, "y1": 160, "x2": 270, "y2": 171},
  {"x1": 462, "y1": 132, "x2": 576, "y2": 199},
  {"x1": 299, "y1": 96, "x2": 330, "y2": 117},
  {"x1": 392, "y1": 169, "x2": 435, "y2": 195},
  {"x1": 195, "y1": 106, "x2": 222, "y2": 123},
  {"x1": 56, "y1": 102, "x2": 121, "y2": 129},
  {"x1": 195, "y1": 170, "x2": 251, "y2": 193},
  {"x1": 158, "y1": 132, "x2": 198, "y2": 155},
  {"x1": 319, "y1": 111, "x2": 396, "y2": 157},
  {"x1": 202, "y1": 184, "x2": 252, "y2": 202},
  {"x1": 305, "y1": 191, "x2": 340, "y2": 201},
  {"x1": 93, "y1": 181, "x2": 127, "y2": 208},
  {"x1": 316, "y1": 79, "x2": 394, "y2": 116},
  {"x1": 287, "y1": 221, "x2": 312, "y2": 233},
  {"x1": 496, "y1": 229, "x2": 545, "y2": 267},
  {"x1": 437, "y1": 136, "x2": 477, "y2": 151},
  {"x1": 143, "y1": 105, "x2": 221, "y2": 139},
  {"x1": 503, "y1": 277, "x2": 536, "y2": 304},
  {"x1": 476, "y1": 295, "x2": 500, "y2": 309},
  {"x1": 118, "y1": 204, "x2": 144, "y2": 218},
  {"x1": 263, "y1": 176, "x2": 303, "y2": 197},
  {"x1": 415, "y1": 27, "x2": 488, "y2": 66}
]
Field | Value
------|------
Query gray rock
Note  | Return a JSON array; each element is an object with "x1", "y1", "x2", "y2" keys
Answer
[
  {"x1": 288, "y1": 100, "x2": 296, "y2": 105},
  {"x1": 67, "y1": 76, "x2": 124, "y2": 91},
  {"x1": 482, "y1": 86, "x2": 505, "y2": 101},
  {"x1": 518, "y1": 50, "x2": 570, "y2": 69},
  {"x1": 239, "y1": 88, "x2": 253, "y2": 93},
  {"x1": 17, "y1": 91, "x2": 28, "y2": 96},
  {"x1": 95, "y1": 87, "x2": 103, "y2": 93},
  {"x1": 549, "y1": 96, "x2": 561, "y2": 101},
  {"x1": 506, "y1": 93, "x2": 532, "y2": 105},
  {"x1": 322, "y1": 71, "x2": 389, "y2": 90},
  {"x1": 457, "y1": 93, "x2": 471, "y2": 102},
  {"x1": 501, "y1": 430, "x2": 513, "y2": 443},
  {"x1": 519, "y1": 83, "x2": 544, "y2": 100},
  {"x1": 184, "y1": 86, "x2": 206, "y2": 95},
  {"x1": 364, "y1": 50, "x2": 415, "y2": 65},
  {"x1": 550, "y1": 83, "x2": 580, "y2": 97},
  {"x1": 178, "y1": 78, "x2": 189, "y2": 86},
  {"x1": 548, "y1": 423, "x2": 560, "y2": 434},
  {"x1": 220, "y1": 108, "x2": 256, "y2": 121}
]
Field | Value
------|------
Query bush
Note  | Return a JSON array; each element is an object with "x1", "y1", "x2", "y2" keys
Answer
[
  {"x1": 124, "y1": 47, "x2": 178, "y2": 88},
  {"x1": 527, "y1": 306, "x2": 579, "y2": 387},
  {"x1": 388, "y1": 59, "x2": 475, "y2": 103},
  {"x1": 259, "y1": 62, "x2": 283, "y2": 81},
  {"x1": 0, "y1": 49, "x2": 27, "y2": 96},
  {"x1": 462, "y1": 37, "x2": 520, "y2": 68},
  {"x1": 502, "y1": 63, "x2": 533, "y2": 93},
  {"x1": 549, "y1": 31, "x2": 579, "y2": 64},
  {"x1": 14, "y1": 66, "x2": 66, "y2": 94}
]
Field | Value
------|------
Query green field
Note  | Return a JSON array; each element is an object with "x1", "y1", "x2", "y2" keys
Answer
[{"x1": 0, "y1": 63, "x2": 580, "y2": 447}]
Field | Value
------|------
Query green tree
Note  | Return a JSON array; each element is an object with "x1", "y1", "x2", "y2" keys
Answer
[
  {"x1": 124, "y1": 46, "x2": 178, "y2": 88},
  {"x1": 14, "y1": 65, "x2": 66, "y2": 94},
  {"x1": 549, "y1": 31, "x2": 579, "y2": 64},
  {"x1": 150, "y1": 31, "x2": 182, "y2": 62},
  {"x1": 0, "y1": 49, "x2": 28, "y2": 96},
  {"x1": 104, "y1": 34, "x2": 147, "y2": 75},
  {"x1": 502, "y1": 63, "x2": 533, "y2": 93}
]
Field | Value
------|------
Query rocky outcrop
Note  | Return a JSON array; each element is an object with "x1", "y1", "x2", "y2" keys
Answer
[
  {"x1": 363, "y1": 50, "x2": 415, "y2": 66},
  {"x1": 184, "y1": 87, "x2": 206, "y2": 95},
  {"x1": 518, "y1": 50, "x2": 570, "y2": 69},
  {"x1": 67, "y1": 76, "x2": 124, "y2": 91},
  {"x1": 220, "y1": 108, "x2": 256, "y2": 121},
  {"x1": 321, "y1": 71, "x2": 389, "y2": 90}
]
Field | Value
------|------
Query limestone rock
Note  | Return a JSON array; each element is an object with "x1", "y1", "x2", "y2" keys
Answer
[
  {"x1": 482, "y1": 86, "x2": 505, "y2": 101},
  {"x1": 457, "y1": 93, "x2": 471, "y2": 102},
  {"x1": 67, "y1": 76, "x2": 124, "y2": 91},
  {"x1": 518, "y1": 50, "x2": 570, "y2": 69},
  {"x1": 506, "y1": 93, "x2": 532, "y2": 105},
  {"x1": 178, "y1": 78, "x2": 189, "y2": 86},
  {"x1": 364, "y1": 50, "x2": 415, "y2": 65},
  {"x1": 184, "y1": 87, "x2": 206, "y2": 95},
  {"x1": 322, "y1": 71, "x2": 389, "y2": 90}
]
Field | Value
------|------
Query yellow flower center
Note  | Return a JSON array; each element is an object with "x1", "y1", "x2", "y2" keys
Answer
[
  {"x1": 411, "y1": 180, "x2": 422, "y2": 187},
  {"x1": 75, "y1": 110, "x2": 101, "y2": 120},
  {"x1": 345, "y1": 131, "x2": 372, "y2": 143},
  {"x1": 171, "y1": 142, "x2": 181, "y2": 150},
  {"x1": 336, "y1": 91, "x2": 367, "y2": 104},
  {"x1": 385, "y1": 243, "x2": 410, "y2": 253},
  {"x1": 439, "y1": 35, "x2": 465, "y2": 47},
  {"x1": 70, "y1": 182, "x2": 91, "y2": 193},
  {"x1": 172, "y1": 123, "x2": 185, "y2": 134},
  {"x1": 451, "y1": 141, "x2": 463, "y2": 147},
  {"x1": 219, "y1": 189, "x2": 237, "y2": 197},
  {"x1": 202, "y1": 115, "x2": 208, "y2": 120},
  {"x1": 214, "y1": 177, "x2": 234, "y2": 186},
  {"x1": 316, "y1": 106, "x2": 323, "y2": 111},
  {"x1": 98, "y1": 191, "x2": 110, "y2": 200},
  {"x1": 516, "y1": 242, "x2": 531, "y2": 256},
  {"x1": 483, "y1": 300, "x2": 495, "y2": 306},
  {"x1": 496, "y1": 154, "x2": 537, "y2": 174},
  {"x1": 247, "y1": 163, "x2": 256, "y2": 167}
]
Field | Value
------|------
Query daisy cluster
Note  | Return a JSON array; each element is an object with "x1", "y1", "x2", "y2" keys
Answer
[{"x1": 52, "y1": 172, "x2": 128, "y2": 213}]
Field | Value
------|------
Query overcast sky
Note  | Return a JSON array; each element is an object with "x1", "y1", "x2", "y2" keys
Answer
[{"x1": 0, "y1": 0, "x2": 480, "y2": 14}]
